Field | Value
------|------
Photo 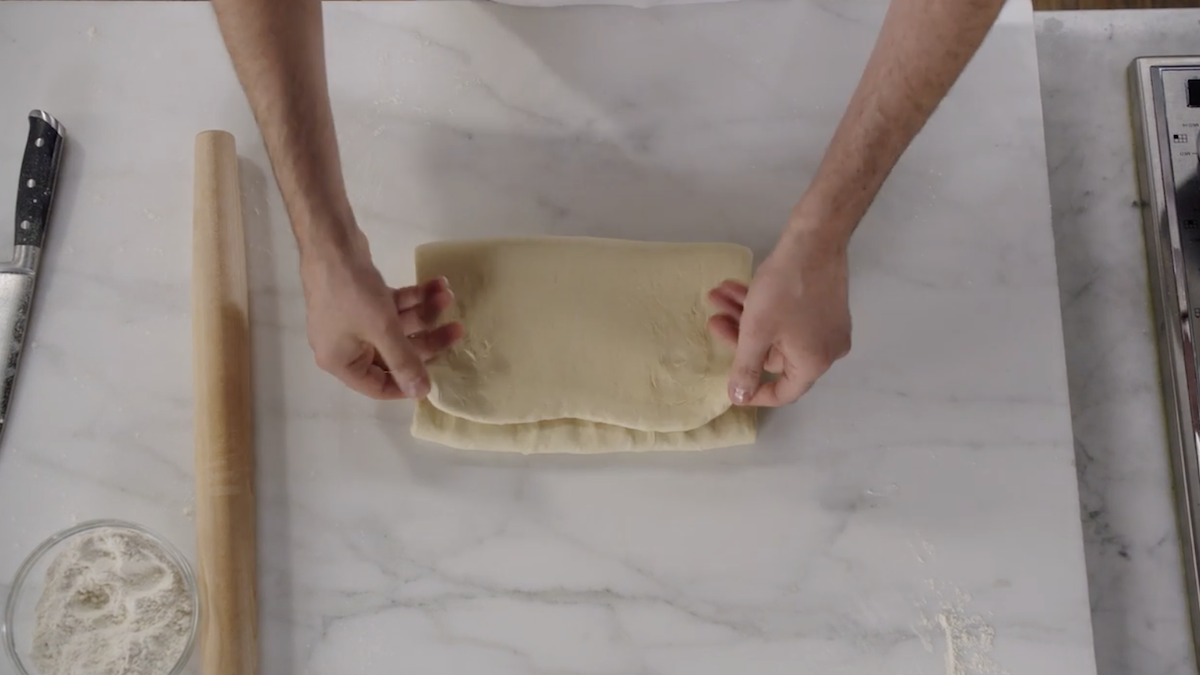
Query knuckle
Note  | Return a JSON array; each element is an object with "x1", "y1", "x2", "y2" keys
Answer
[
  {"x1": 736, "y1": 361, "x2": 763, "y2": 379},
  {"x1": 384, "y1": 342, "x2": 425, "y2": 374},
  {"x1": 369, "y1": 315, "x2": 399, "y2": 340},
  {"x1": 312, "y1": 348, "x2": 339, "y2": 373},
  {"x1": 832, "y1": 330, "x2": 852, "y2": 361},
  {"x1": 392, "y1": 360, "x2": 424, "y2": 379}
]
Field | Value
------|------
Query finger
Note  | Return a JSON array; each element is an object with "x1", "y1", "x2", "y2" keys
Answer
[
  {"x1": 396, "y1": 288, "x2": 455, "y2": 335},
  {"x1": 744, "y1": 369, "x2": 817, "y2": 407},
  {"x1": 707, "y1": 288, "x2": 745, "y2": 320},
  {"x1": 764, "y1": 346, "x2": 786, "y2": 374},
  {"x1": 375, "y1": 320, "x2": 432, "y2": 399},
  {"x1": 408, "y1": 322, "x2": 466, "y2": 361},
  {"x1": 394, "y1": 277, "x2": 449, "y2": 312},
  {"x1": 420, "y1": 284, "x2": 455, "y2": 323},
  {"x1": 396, "y1": 308, "x2": 433, "y2": 337},
  {"x1": 715, "y1": 279, "x2": 749, "y2": 301},
  {"x1": 707, "y1": 314, "x2": 739, "y2": 349},
  {"x1": 728, "y1": 329, "x2": 772, "y2": 406},
  {"x1": 335, "y1": 341, "x2": 407, "y2": 400}
]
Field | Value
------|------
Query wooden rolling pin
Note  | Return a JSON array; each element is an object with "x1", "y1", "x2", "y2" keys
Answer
[{"x1": 192, "y1": 130, "x2": 258, "y2": 675}]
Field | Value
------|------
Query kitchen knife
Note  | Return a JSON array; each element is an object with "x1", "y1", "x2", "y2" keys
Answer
[{"x1": 0, "y1": 110, "x2": 65, "y2": 443}]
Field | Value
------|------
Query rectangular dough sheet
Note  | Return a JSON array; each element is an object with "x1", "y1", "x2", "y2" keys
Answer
[{"x1": 412, "y1": 236, "x2": 757, "y2": 454}]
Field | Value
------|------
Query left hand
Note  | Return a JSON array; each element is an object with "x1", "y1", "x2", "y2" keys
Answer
[{"x1": 707, "y1": 226, "x2": 851, "y2": 406}]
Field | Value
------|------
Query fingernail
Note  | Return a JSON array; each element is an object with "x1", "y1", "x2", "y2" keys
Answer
[
  {"x1": 402, "y1": 376, "x2": 430, "y2": 399},
  {"x1": 732, "y1": 386, "x2": 748, "y2": 404},
  {"x1": 439, "y1": 276, "x2": 451, "y2": 290}
]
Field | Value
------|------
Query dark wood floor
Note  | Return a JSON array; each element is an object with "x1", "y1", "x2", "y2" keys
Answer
[{"x1": 1034, "y1": 0, "x2": 1197, "y2": 8}]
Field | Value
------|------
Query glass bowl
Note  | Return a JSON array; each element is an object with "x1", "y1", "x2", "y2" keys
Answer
[{"x1": 3, "y1": 520, "x2": 199, "y2": 675}]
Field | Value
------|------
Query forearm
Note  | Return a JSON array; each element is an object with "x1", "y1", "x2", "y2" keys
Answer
[
  {"x1": 211, "y1": 0, "x2": 359, "y2": 259},
  {"x1": 791, "y1": 0, "x2": 1006, "y2": 245}
]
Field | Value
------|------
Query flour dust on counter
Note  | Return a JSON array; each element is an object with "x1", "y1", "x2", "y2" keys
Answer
[{"x1": 915, "y1": 581, "x2": 1005, "y2": 675}]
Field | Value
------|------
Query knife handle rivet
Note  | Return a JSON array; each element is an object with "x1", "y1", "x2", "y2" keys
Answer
[
  {"x1": 34, "y1": 138, "x2": 43, "y2": 148},
  {"x1": 25, "y1": 179, "x2": 34, "y2": 189},
  {"x1": 19, "y1": 221, "x2": 30, "y2": 231}
]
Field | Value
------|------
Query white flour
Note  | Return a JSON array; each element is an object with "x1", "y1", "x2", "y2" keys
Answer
[
  {"x1": 915, "y1": 581, "x2": 1007, "y2": 675},
  {"x1": 31, "y1": 527, "x2": 194, "y2": 675},
  {"x1": 935, "y1": 608, "x2": 999, "y2": 675}
]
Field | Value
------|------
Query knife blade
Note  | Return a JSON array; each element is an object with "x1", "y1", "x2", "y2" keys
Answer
[{"x1": 0, "y1": 110, "x2": 65, "y2": 443}]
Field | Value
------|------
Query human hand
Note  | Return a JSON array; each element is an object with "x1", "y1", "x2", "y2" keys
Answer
[
  {"x1": 300, "y1": 234, "x2": 463, "y2": 400},
  {"x1": 707, "y1": 226, "x2": 851, "y2": 407}
]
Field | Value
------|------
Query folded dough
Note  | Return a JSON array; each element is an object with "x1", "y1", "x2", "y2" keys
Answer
[{"x1": 411, "y1": 237, "x2": 757, "y2": 453}]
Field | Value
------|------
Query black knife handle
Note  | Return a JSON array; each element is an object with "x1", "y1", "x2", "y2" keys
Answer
[{"x1": 14, "y1": 111, "x2": 65, "y2": 249}]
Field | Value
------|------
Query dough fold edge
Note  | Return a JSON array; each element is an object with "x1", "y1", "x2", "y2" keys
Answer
[{"x1": 412, "y1": 400, "x2": 757, "y2": 454}]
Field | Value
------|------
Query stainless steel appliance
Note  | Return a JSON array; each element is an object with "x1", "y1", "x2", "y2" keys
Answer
[{"x1": 1130, "y1": 55, "x2": 1200, "y2": 652}]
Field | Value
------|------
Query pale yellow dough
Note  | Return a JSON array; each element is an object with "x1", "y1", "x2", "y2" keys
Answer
[{"x1": 411, "y1": 237, "x2": 758, "y2": 454}]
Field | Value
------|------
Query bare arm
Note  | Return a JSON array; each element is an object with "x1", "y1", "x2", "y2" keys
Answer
[
  {"x1": 718, "y1": 0, "x2": 1008, "y2": 406},
  {"x1": 209, "y1": 0, "x2": 460, "y2": 399},
  {"x1": 210, "y1": 0, "x2": 354, "y2": 255},
  {"x1": 792, "y1": 0, "x2": 1008, "y2": 243}
]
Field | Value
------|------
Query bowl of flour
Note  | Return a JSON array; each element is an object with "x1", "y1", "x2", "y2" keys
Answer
[{"x1": 3, "y1": 520, "x2": 198, "y2": 675}]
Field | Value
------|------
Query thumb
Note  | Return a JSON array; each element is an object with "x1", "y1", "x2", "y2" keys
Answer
[
  {"x1": 729, "y1": 329, "x2": 771, "y2": 405},
  {"x1": 376, "y1": 320, "x2": 432, "y2": 399}
]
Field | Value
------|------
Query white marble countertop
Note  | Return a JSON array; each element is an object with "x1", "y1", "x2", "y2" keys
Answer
[
  {"x1": 1036, "y1": 10, "x2": 1200, "y2": 675},
  {"x1": 0, "y1": 2, "x2": 1096, "y2": 674}
]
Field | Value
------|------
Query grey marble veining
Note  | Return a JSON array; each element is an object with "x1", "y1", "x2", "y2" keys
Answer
[
  {"x1": 0, "y1": 2, "x2": 1095, "y2": 674},
  {"x1": 1037, "y1": 9, "x2": 1200, "y2": 675}
]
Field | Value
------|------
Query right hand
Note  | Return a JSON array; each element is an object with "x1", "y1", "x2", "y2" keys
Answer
[
  {"x1": 299, "y1": 231, "x2": 462, "y2": 400},
  {"x1": 707, "y1": 220, "x2": 851, "y2": 406}
]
